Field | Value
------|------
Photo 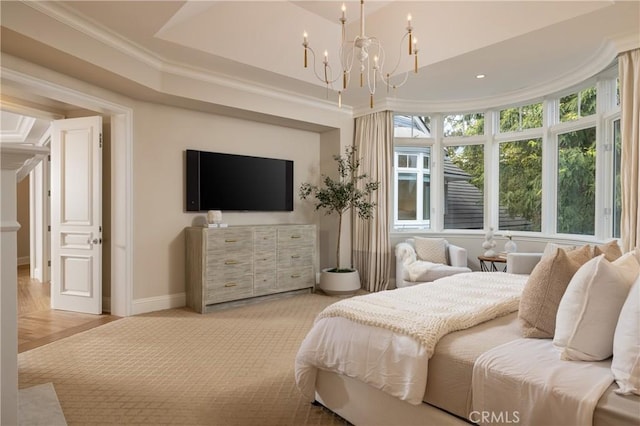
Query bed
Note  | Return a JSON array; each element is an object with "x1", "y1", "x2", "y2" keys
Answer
[{"x1": 295, "y1": 268, "x2": 640, "y2": 425}]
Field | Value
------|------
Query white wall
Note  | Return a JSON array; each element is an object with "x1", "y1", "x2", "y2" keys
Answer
[{"x1": 132, "y1": 101, "x2": 322, "y2": 300}]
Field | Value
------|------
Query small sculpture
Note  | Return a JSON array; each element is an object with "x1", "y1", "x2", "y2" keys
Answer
[
  {"x1": 482, "y1": 226, "x2": 497, "y2": 257},
  {"x1": 207, "y1": 210, "x2": 222, "y2": 226}
]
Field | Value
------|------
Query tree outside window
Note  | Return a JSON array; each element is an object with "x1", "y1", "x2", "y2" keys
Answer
[
  {"x1": 499, "y1": 139, "x2": 542, "y2": 231},
  {"x1": 557, "y1": 127, "x2": 596, "y2": 235}
]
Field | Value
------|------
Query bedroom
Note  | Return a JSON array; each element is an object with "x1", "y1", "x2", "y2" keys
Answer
[{"x1": 1, "y1": 1, "x2": 639, "y2": 424}]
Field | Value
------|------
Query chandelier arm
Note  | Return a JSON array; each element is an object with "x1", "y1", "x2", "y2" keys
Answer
[
  {"x1": 305, "y1": 46, "x2": 342, "y2": 88},
  {"x1": 384, "y1": 32, "x2": 411, "y2": 77}
]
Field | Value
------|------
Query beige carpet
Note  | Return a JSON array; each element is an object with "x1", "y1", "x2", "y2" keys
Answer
[{"x1": 18, "y1": 293, "x2": 349, "y2": 425}]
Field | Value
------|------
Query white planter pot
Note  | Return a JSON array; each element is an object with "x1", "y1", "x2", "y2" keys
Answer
[{"x1": 319, "y1": 268, "x2": 360, "y2": 296}]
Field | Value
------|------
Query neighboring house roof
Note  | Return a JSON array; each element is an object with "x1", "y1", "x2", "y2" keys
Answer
[{"x1": 443, "y1": 157, "x2": 532, "y2": 230}]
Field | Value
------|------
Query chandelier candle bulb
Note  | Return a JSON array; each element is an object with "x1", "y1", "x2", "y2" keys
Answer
[{"x1": 341, "y1": 3, "x2": 346, "y2": 20}]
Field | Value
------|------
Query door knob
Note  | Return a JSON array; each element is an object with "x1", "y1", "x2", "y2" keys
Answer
[{"x1": 91, "y1": 238, "x2": 102, "y2": 244}]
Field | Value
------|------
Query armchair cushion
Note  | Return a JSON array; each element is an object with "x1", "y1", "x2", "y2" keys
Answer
[{"x1": 413, "y1": 237, "x2": 448, "y2": 264}]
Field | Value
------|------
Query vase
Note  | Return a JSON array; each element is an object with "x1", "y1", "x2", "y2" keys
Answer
[{"x1": 504, "y1": 239, "x2": 517, "y2": 253}]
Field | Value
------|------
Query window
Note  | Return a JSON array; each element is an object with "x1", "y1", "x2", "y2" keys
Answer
[
  {"x1": 499, "y1": 139, "x2": 542, "y2": 231},
  {"x1": 395, "y1": 148, "x2": 431, "y2": 228},
  {"x1": 390, "y1": 72, "x2": 620, "y2": 240},
  {"x1": 613, "y1": 119, "x2": 622, "y2": 238},
  {"x1": 443, "y1": 113, "x2": 484, "y2": 137},
  {"x1": 394, "y1": 115, "x2": 431, "y2": 138},
  {"x1": 560, "y1": 86, "x2": 596, "y2": 122},
  {"x1": 499, "y1": 102, "x2": 543, "y2": 132},
  {"x1": 444, "y1": 144, "x2": 484, "y2": 229},
  {"x1": 557, "y1": 127, "x2": 596, "y2": 235}
]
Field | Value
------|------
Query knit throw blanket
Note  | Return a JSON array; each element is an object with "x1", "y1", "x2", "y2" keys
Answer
[{"x1": 318, "y1": 272, "x2": 528, "y2": 357}]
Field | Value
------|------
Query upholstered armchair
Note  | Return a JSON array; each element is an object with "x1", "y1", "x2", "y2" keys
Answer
[{"x1": 395, "y1": 237, "x2": 471, "y2": 288}]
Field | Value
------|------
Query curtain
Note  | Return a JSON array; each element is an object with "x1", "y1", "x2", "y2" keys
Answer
[
  {"x1": 353, "y1": 111, "x2": 393, "y2": 292},
  {"x1": 619, "y1": 49, "x2": 640, "y2": 252}
]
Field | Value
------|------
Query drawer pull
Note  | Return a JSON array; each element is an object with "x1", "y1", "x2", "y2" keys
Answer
[
  {"x1": 291, "y1": 274, "x2": 301, "y2": 278},
  {"x1": 224, "y1": 260, "x2": 239, "y2": 265},
  {"x1": 290, "y1": 235, "x2": 301, "y2": 239},
  {"x1": 225, "y1": 239, "x2": 237, "y2": 243},
  {"x1": 224, "y1": 283, "x2": 237, "y2": 288},
  {"x1": 291, "y1": 255, "x2": 300, "y2": 259}
]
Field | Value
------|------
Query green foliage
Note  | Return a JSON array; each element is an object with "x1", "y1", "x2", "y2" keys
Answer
[
  {"x1": 299, "y1": 146, "x2": 379, "y2": 269},
  {"x1": 499, "y1": 139, "x2": 542, "y2": 230},
  {"x1": 446, "y1": 145, "x2": 484, "y2": 190},
  {"x1": 499, "y1": 103, "x2": 543, "y2": 132},
  {"x1": 443, "y1": 113, "x2": 484, "y2": 137},
  {"x1": 557, "y1": 128, "x2": 596, "y2": 235}
]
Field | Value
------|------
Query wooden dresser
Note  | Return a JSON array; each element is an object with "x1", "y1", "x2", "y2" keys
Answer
[{"x1": 185, "y1": 224, "x2": 316, "y2": 313}]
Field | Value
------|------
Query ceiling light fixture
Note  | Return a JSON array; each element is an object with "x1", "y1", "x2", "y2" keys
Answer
[{"x1": 303, "y1": 0, "x2": 418, "y2": 108}]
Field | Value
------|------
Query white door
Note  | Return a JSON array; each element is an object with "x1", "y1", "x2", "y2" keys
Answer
[{"x1": 50, "y1": 116, "x2": 102, "y2": 314}]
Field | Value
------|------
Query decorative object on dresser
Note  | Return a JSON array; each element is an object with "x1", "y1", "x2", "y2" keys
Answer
[
  {"x1": 185, "y1": 224, "x2": 316, "y2": 313},
  {"x1": 206, "y1": 210, "x2": 223, "y2": 228},
  {"x1": 299, "y1": 146, "x2": 379, "y2": 296}
]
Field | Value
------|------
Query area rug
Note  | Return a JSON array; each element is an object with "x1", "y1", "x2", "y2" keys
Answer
[
  {"x1": 19, "y1": 382, "x2": 67, "y2": 425},
  {"x1": 18, "y1": 293, "x2": 348, "y2": 425}
]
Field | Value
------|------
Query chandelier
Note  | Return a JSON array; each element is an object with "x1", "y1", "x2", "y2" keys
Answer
[{"x1": 302, "y1": 0, "x2": 418, "y2": 108}]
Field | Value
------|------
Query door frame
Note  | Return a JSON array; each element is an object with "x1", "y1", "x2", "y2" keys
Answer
[{"x1": 1, "y1": 66, "x2": 134, "y2": 317}]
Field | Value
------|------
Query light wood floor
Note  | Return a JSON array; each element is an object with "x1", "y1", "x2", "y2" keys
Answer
[{"x1": 18, "y1": 265, "x2": 120, "y2": 353}]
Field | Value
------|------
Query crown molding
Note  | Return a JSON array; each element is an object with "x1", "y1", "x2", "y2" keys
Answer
[
  {"x1": 0, "y1": 115, "x2": 36, "y2": 143},
  {"x1": 23, "y1": 1, "x2": 350, "y2": 117}
]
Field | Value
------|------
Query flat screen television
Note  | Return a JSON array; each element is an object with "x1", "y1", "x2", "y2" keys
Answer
[{"x1": 185, "y1": 149, "x2": 294, "y2": 212}]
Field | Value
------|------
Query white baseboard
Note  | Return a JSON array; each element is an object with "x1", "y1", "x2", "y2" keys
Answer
[
  {"x1": 17, "y1": 256, "x2": 30, "y2": 266},
  {"x1": 131, "y1": 293, "x2": 186, "y2": 315}
]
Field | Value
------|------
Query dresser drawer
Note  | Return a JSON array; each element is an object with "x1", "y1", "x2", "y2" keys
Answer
[
  {"x1": 254, "y1": 251, "x2": 276, "y2": 272},
  {"x1": 206, "y1": 229, "x2": 253, "y2": 254},
  {"x1": 277, "y1": 267, "x2": 314, "y2": 291},
  {"x1": 277, "y1": 226, "x2": 315, "y2": 248},
  {"x1": 277, "y1": 246, "x2": 314, "y2": 269},
  {"x1": 206, "y1": 256, "x2": 252, "y2": 275},
  {"x1": 205, "y1": 276, "x2": 253, "y2": 304},
  {"x1": 254, "y1": 228, "x2": 276, "y2": 252},
  {"x1": 254, "y1": 272, "x2": 277, "y2": 295}
]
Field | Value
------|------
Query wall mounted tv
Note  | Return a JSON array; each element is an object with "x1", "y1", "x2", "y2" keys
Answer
[{"x1": 185, "y1": 149, "x2": 294, "y2": 212}]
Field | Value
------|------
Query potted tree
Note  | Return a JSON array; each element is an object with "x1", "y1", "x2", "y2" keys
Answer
[{"x1": 299, "y1": 146, "x2": 379, "y2": 295}]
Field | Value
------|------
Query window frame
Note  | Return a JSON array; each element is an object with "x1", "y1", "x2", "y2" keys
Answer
[{"x1": 391, "y1": 71, "x2": 621, "y2": 242}]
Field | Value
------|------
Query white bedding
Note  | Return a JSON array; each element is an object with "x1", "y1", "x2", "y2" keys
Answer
[
  {"x1": 296, "y1": 272, "x2": 528, "y2": 405},
  {"x1": 472, "y1": 338, "x2": 614, "y2": 426}
]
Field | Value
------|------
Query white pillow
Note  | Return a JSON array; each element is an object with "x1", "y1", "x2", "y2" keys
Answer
[
  {"x1": 553, "y1": 253, "x2": 640, "y2": 361},
  {"x1": 612, "y1": 277, "x2": 640, "y2": 395},
  {"x1": 413, "y1": 237, "x2": 448, "y2": 264}
]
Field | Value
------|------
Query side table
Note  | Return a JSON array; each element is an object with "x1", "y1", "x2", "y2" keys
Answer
[{"x1": 478, "y1": 255, "x2": 507, "y2": 272}]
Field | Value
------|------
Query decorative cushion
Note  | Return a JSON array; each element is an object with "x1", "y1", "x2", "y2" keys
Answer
[
  {"x1": 518, "y1": 245, "x2": 592, "y2": 338},
  {"x1": 612, "y1": 277, "x2": 640, "y2": 395},
  {"x1": 554, "y1": 253, "x2": 640, "y2": 361},
  {"x1": 413, "y1": 237, "x2": 448, "y2": 264},
  {"x1": 542, "y1": 242, "x2": 577, "y2": 259},
  {"x1": 594, "y1": 240, "x2": 623, "y2": 261}
]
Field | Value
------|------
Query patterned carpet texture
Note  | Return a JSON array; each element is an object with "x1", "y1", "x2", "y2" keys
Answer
[{"x1": 18, "y1": 293, "x2": 349, "y2": 425}]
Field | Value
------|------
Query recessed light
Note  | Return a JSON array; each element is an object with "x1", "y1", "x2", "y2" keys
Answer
[{"x1": 476, "y1": 74, "x2": 486, "y2": 79}]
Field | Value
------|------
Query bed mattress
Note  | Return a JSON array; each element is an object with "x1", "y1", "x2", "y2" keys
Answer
[{"x1": 424, "y1": 313, "x2": 640, "y2": 425}]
